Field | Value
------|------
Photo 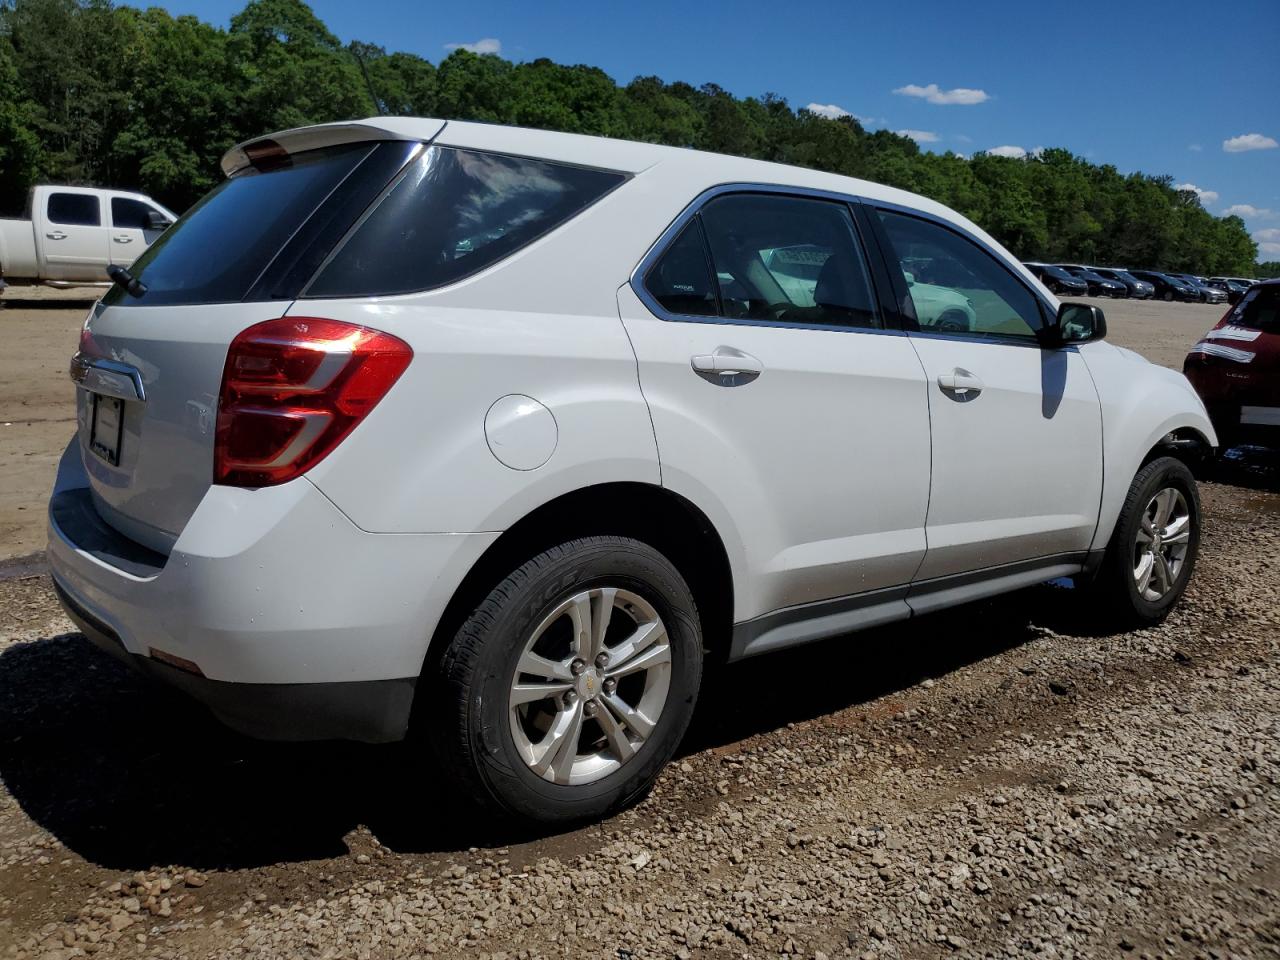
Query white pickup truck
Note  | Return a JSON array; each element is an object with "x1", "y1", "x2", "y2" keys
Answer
[{"x1": 0, "y1": 185, "x2": 176, "y2": 290}]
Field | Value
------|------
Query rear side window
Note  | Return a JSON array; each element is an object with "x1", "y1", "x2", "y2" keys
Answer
[
  {"x1": 644, "y1": 193, "x2": 880, "y2": 329},
  {"x1": 104, "y1": 142, "x2": 378, "y2": 307},
  {"x1": 306, "y1": 147, "x2": 625, "y2": 298},
  {"x1": 644, "y1": 220, "x2": 718, "y2": 317},
  {"x1": 48, "y1": 193, "x2": 100, "y2": 226}
]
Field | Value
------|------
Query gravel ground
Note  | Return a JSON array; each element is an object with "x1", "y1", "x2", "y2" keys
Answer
[{"x1": 1, "y1": 293, "x2": 1278, "y2": 959}]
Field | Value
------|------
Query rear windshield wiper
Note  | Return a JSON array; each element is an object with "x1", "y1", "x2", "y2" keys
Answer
[{"x1": 106, "y1": 264, "x2": 148, "y2": 299}]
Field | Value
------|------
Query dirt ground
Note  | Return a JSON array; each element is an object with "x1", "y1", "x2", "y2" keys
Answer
[{"x1": 1, "y1": 291, "x2": 1277, "y2": 960}]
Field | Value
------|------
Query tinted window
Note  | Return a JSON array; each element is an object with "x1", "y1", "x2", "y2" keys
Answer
[
  {"x1": 696, "y1": 194, "x2": 878, "y2": 328},
  {"x1": 308, "y1": 146, "x2": 625, "y2": 298},
  {"x1": 644, "y1": 220, "x2": 717, "y2": 316},
  {"x1": 1228, "y1": 285, "x2": 1279, "y2": 330},
  {"x1": 104, "y1": 142, "x2": 376, "y2": 307},
  {"x1": 47, "y1": 193, "x2": 100, "y2": 226},
  {"x1": 877, "y1": 210, "x2": 1043, "y2": 339},
  {"x1": 111, "y1": 197, "x2": 164, "y2": 230}
]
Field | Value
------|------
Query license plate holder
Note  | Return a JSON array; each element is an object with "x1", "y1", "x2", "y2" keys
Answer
[{"x1": 89, "y1": 394, "x2": 124, "y2": 466}]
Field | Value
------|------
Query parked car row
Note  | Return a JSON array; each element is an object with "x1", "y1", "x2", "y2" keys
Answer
[{"x1": 1023, "y1": 261, "x2": 1261, "y2": 305}]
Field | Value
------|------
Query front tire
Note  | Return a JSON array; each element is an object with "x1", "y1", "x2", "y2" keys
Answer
[
  {"x1": 1090, "y1": 457, "x2": 1200, "y2": 627},
  {"x1": 429, "y1": 536, "x2": 703, "y2": 825}
]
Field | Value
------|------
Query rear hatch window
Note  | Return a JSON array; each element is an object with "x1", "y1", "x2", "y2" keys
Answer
[
  {"x1": 1230, "y1": 285, "x2": 1279, "y2": 330},
  {"x1": 102, "y1": 141, "x2": 416, "y2": 307}
]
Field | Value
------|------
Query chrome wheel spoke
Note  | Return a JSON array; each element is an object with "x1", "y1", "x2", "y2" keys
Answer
[
  {"x1": 518, "y1": 649, "x2": 575, "y2": 682},
  {"x1": 603, "y1": 692, "x2": 656, "y2": 740},
  {"x1": 568, "y1": 592, "x2": 595, "y2": 659},
  {"x1": 606, "y1": 620, "x2": 665, "y2": 673},
  {"x1": 590, "y1": 588, "x2": 616, "y2": 658},
  {"x1": 608, "y1": 640, "x2": 671, "y2": 679},
  {"x1": 1153, "y1": 551, "x2": 1173, "y2": 593},
  {"x1": 1163, "y1": 514, "x2": 1190, "y2": 544},
  {"x1": 530, "y1": 702, "x2": 585, "y2": 783},
  {"x1": 1135, "y1": 551, "x2": 1155, "y2": 595},
  {"x1": 510, "y1": 680, "x2": 572, "y2": 706},
  {"x1": 594, "y1": 697, "x2": 636, "y2": 761}
]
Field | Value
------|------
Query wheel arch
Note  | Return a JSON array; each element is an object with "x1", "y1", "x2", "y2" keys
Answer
[{"x1": 419, "y1": 481, "x2": 736, "y2": 681}]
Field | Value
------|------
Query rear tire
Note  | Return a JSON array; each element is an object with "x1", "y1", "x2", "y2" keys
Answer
[
  {"x1": 1088, "y1": 457, "x2": 1200, "y2": 627},
  {"x1": 427, "y1": 536, "x2": 702, "y2": 825}
]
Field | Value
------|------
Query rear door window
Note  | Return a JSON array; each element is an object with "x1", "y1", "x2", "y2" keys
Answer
[
  {"x1": 103, "y1": 142, "x2": 385, "y2": 307},
  {"x1": 643, "y1": 193, "x2": 880, "y2": 329},
  {"x1": 48, "y1": 193, "x2": 101, "y2": 226},
  {"x1": 306, "y1": 147, "x2": 626, "y2": 298}
]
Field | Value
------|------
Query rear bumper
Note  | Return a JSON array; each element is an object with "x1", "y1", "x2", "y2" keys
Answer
[{"x1": 48, "y1": 439, "x2": 498, "y2": 742}]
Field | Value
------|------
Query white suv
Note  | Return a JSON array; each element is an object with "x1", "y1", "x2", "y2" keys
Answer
[{"x1": 50, "y1": 117, "x2": 1215, "y2": 823}]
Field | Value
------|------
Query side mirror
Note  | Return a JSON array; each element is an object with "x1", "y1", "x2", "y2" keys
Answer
[
  {"x1": 1040, "y1": 302, "x2": 1106, "y2": 348},
  {"x1": 145, "y1": 210, "x2": 171, "y2": 231}
]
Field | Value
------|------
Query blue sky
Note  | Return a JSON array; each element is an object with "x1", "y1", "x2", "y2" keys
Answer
[{"x1": 154, "y1": 0, "x2": 1280, "y2": 260}]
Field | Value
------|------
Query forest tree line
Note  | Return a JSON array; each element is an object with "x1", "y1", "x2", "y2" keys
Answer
[{"x1": 0, "y1": 0, "x2": 1268, "y2": 276}]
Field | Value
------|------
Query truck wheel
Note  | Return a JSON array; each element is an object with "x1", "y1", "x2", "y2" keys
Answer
[
  {"x1": 429, "y1": 536, "x2": 702, "y2": 824},
  {"x1": 1089, "y1": 457, "x2": 1200, "y2": 627}
]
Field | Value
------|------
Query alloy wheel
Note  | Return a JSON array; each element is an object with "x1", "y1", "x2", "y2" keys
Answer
[
  {"x1": 508, "y1": 587, "x2": 672, "y2": 785},
  {"x1": 1133, "y1": 487, "x2": 1192, "y2": 601}
]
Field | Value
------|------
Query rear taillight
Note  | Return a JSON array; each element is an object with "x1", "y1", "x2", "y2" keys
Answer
[{"x1": 215, "y1": 317, "x2": 412, "y2": 487}]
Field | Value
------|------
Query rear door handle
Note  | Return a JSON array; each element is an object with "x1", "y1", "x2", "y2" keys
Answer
[
  {"x1": 691, "y1": 347, "x2": 763, "y2": 386},
  {"x1": 46, "y1": 231, "x2": 67, "y2": 240},
  {"x1": 937, "y1": 369, "x2": 984, "y2": 398},
  {"x1": 113, "y1": 235, "x2": 133, "y2": 244}
]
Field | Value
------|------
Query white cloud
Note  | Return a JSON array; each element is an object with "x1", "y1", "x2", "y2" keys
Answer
[
  {"x1": 985, "y1": 145, "x2": 1027, "y2": 159},
  {"x1": 444, "y1": 37, "x2": 501, "y2": 55},
  {"x1": 1224, "y1": 204, "x2": 1277, "y2": 219},
  {"x1": 1260, "y1": 242, "x2": 1280, "y2": 257},
  {"x1": 893, "y1": 83, "x2": 989, "y2": 105},
  {"x1": 896, "y1": 129, "x2": 939, "y2": 143},
  {"x1": 804, "y1": 103, "x2": 882, "y2": 125},
  {"x1": 1189, "y1": 143, "x2": 1203, "y2": 152},
  {"x1": 1253, "y1": 228, "x2": 1280, "y2": 243},
  {"x1": 1223, "y1": 132, "x2": 1278, "y2": 153},
  {"x1": 1175, "y1": 183, "x2": 1219, "y2": 205},
  {"x1": 805, "y1": 102, "x2": 849, "y2": 120}
]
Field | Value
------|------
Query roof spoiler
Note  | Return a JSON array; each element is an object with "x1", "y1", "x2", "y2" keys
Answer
[{"x1": 220, "y1": 117, "x2": 446, "y2": 177}]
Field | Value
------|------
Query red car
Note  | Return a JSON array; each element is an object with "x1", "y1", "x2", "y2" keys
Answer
[{"x1": 1184, "y1": 279, "x2": 1279, "y2": 446}]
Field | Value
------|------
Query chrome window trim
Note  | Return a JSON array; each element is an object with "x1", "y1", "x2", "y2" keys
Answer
[
  {"x1": 629, "y1": 181, "x2": 1058, "y2": 337},
  {"x1": 629, "y1": 182, "x2": 891, "y2": 335}
]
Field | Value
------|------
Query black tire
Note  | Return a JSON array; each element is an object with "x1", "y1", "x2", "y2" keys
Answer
[
  {"x1": 1089, "y1": 457, "x2": 1200, "y2": 627},
  {"x1": 1163, "y1": 290, "x2": 1174, "y2": 302},
  {"x1": 428, "y1": 536, "x2": 702, "y2": 825}
]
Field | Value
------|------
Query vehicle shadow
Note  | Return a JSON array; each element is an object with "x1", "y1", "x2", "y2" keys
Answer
[
  {"x1": 1201, "y1": 444, "x2": 1280, "y2": 492},
  {"x1": 0, "y1": 296, "x2": 99, "y2": 311},
  {"x1": 0, "y1": 580, "x2": 1093, "y2": 871}
]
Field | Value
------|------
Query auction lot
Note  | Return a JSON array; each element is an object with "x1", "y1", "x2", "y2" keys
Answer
[{"x1": 1, "y1": 292, "x2": 1277, "y2": 959}]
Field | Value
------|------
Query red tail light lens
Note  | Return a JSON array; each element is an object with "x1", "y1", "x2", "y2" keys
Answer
[{"x1": 215, "y1": 317, "x2": 412, "y2": 487}]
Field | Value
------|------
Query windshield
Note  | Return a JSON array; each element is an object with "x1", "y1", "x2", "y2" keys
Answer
[{"x1": 1041, "y1": 265, "x2": 1074, "y2": 280}]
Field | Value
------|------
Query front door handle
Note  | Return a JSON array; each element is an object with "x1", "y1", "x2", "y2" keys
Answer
[
  {"x1": 46, "y1": 230, "x2": 67, "y2": 240},
  {"x1": 938, "y1": 368, "x2": 984, "y2": 399},
  {"x1": 691, "y1": 347, "x2": 763, "y2": 386},
  {"x1": 113, "y1": 235, "x2": 133, "y2": 244}
]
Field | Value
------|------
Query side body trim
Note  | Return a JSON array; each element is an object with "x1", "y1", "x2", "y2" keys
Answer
[{"x1": 729, "y1": 552, "x2": 1088, "y2": 660}]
